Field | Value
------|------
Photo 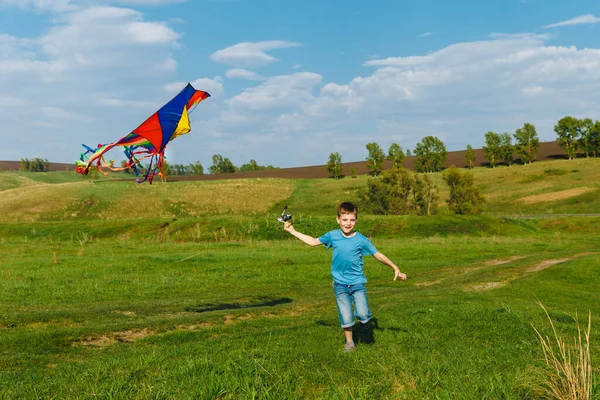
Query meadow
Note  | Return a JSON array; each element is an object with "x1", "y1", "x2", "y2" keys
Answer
[{"x1": 0, "y1": 158, "x2": 599, "y2": 399}]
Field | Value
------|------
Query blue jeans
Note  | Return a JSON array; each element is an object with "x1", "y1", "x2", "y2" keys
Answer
[{"x1": 333, "y1": 282, "x2": 372, "y2": 328}]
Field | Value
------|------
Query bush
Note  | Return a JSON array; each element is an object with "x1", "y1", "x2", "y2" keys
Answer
[
  {"x1": 360, "y1": 167, "x2": 438, "y2": 215},
  {"x1": 442, "y1": 166, "x2": 485, "y2": 215}
]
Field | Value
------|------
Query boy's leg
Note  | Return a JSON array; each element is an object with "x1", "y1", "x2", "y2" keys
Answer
[
  {"x1": 351, "y1": 284, "x2": 375, "y2": 344},
  {"x1": 350, "y1": 283, "x2": 372, "y2": 324},
  {"x1": 333, "y1": 283, "x2": 355, "y2": 350},
  {"x1": 343, "y1": 327, "x2": 354, "y2": 347}
]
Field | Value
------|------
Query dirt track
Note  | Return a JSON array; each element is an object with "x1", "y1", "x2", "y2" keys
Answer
[{"x1": 0, "y1": 141, "x2": 566, "y2": 180}]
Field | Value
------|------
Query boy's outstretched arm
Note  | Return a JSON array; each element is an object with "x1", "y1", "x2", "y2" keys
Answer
[
  {"x1": 373, "y1": 252, "x2": 407, "y2": 281},
  {"x1": 284, "y1": 221, "x2": 322, "y2": 246}
]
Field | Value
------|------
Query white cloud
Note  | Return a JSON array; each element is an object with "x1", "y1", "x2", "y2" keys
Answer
[
  {"x1": 227, "y1": 72, "x2": 321, "y2": 111},
  {"x1": 97, "y1": 97, "x2": 158, "y2": 108},
  {"x1": 521, "y1": 86, "x2": 545, "y2": 96},
  {"x1": 192, "y1": 77, "x2": 224, "y2": 97},
  {"x1": 419, "y1": 32, "x2": 432, "y2": 38},
  {"x1": 209, "y1": 40, "x2": 301, "y2": 67},
  {"x1": 226, "y1": 68, "x2": 264, "y2": 81},
  {"x1": 543, "y1": 14, "x2": 600, "y2": 29}
]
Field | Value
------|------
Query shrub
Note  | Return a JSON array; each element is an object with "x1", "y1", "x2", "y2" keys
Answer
[
  {"x1": 360, "y1": 167, "x2": 438, "y2": 215},
  {"x1": 442, "y1": 166, "x2": 485, "y2": 215}
]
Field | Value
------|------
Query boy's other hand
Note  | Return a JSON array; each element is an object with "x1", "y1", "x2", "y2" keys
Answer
[{"x1": 394, "y1": 269, "x2": 407, "y2": 281}]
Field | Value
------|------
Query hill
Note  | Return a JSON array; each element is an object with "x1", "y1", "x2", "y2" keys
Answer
[{"x1": 0, "y1": 141, "x2": 565, "y2": 180}]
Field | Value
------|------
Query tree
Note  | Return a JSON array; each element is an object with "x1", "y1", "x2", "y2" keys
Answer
[
  {"x1": 578, "y1": 118, "x2": 600, "y2": 158},
  {"x1": 350, "y1": 167, "x2": 357, "y2": 178},
  {"x1": 365, "y1": 142, "x2": 385, "y2": 175},
  {"x1": 174, "y1": 164, "x2": 187, "y2": 175},
  {"x1": 414, "y1": 136, "x2": 447, "y2": 172},
  {"x1": 20, "y1": 158, "x2": 30, "y2": 171},
  {"x1": 554, "y1": 116, "x2": 580, "y2": 160},
  {"x1": 239, "y1": 159, "x2": 260, "y2": 172},
  {"x1": 413, "y1": 173, "x2": 438, "y2": 216},
  {"x1": 362, "y1": 167, "x2": 414, "y2": 215},
  {"x1": 361, "y1": 167, "x2": 439, "y2": 215},
  {"x1": 239, "y1": 160, "x2": 278, "y2": 172},
  {"x1": 190, "y1": 161, "x2": 204, "y2": 175},
  {"x1": 442, "y1": 166, "x2": 485, "y2": 215},
  {"x1": 406, "y1": 149, "x2": 412, "y2": 157},
  {"x1": 326, "y1": 152, "x2": 343, "y2": 179},
  {"x1": 482, "y1": 131, "x2": 501, "y2": 168},
  {"x1": 208, "y1": 154, "x2": 222, "y2": 174},
  {"x1": 464, "y1": 144, "x2": 476, "y2": 169},
  {"x1": 387, "y1": 143, "x2": 405, "y2": 168},
  {"x1": 499, "y1": 132, "x2": 514, "y2": 166},
  {"x1": 209, "y1": 154, "x2": 237, "y2": 174},
  {"x1": 513, "y1": 122, "x2": 540, "y2": 165},
  {"x1": 592, "y1": 121, "x2": 600, "y2": 157}
]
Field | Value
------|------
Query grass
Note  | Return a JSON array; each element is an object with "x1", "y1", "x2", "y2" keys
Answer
[
  {"x1": 472, "y1": 158, "x2": 600, "y2": 215},
  {"x1": 0, "y1": 158, "x2": 599, "y2": 398},
  {"x1": 1, "y1": 228, "x2": 599, "y2": 398},
  {"x1": 531, "y1": 303, "x2": 593, "y2": 399},
  {"x1": 0, "y1": 177, "x2": 295, "y2": 223}
]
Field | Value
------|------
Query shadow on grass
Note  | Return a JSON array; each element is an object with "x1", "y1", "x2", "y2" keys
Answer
[
  {"x1": 316, "y1": 318, "x2": 405, "y2": 344},
  {"x1": 352, "y1": 318, "x2": 378, "y2": 344},
  {"x1": 185, "y1": 297, "x2": 293, "y2": 313}
]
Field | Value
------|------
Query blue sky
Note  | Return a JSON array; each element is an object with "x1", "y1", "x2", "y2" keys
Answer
[{"x1": 1, "y1": 0, "x2": 600, "y2": 169}]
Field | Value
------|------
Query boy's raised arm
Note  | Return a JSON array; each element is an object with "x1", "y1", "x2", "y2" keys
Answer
[
  {"x1": 373, "y1": 252, "x2": 407, "y2": 281},
  {"x1": 284, "y1": 221, "x2": 322, "y2": 246}
]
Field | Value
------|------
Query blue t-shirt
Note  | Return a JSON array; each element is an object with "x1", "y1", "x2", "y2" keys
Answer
[{"x1": 318, "y1": 230, "x2": 378, "y2": 285}]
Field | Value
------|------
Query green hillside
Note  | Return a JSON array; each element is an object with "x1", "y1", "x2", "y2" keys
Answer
[{"x1": 0, "y1": 157, "x2": 598, "y2": 226}]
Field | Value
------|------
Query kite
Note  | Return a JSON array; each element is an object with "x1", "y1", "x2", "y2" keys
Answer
[{"x1": 75, "y1": 83, "x2": 210, "y2": 184}]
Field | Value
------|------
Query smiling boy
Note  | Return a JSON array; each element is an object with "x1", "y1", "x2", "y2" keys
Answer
[{"x1": 284, "y1": 201, "x2": 407, "y2": 351}]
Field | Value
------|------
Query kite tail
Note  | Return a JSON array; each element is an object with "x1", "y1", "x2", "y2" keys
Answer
[
  {"x1": 75, "y1": 143, "x2": 128, "y2": 176},
  {"x1": 135, "y1": 152, "x2": 166, "y2": 184}
]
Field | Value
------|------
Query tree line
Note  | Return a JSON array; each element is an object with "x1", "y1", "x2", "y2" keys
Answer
[
  {"x1": 117, "y1": 156, "x2": 278, "y2": 176},
  {"x1": 19, "y1": 158, "x2": 50, "y2": 172},
  {"x1": 326, "y1": 116, "x2": 600, "y2": 179}
]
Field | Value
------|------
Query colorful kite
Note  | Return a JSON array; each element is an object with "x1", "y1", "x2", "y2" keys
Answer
[{"x1": 76, "y1": 83, "x2": 210, "y2": 183}]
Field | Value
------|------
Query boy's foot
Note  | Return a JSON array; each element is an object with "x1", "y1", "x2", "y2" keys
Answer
[{"x1": 344, "y1": 341, "x2": 355, "y2": 352}]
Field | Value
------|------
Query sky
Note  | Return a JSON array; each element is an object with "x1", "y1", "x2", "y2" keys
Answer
[{"x1": 1, "y1": 0, "x2": 600, "y2": 169}]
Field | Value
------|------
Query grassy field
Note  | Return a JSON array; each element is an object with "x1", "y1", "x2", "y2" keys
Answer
[{"x1": 0, "y1": 159, "x2": 599, "y2": 399}]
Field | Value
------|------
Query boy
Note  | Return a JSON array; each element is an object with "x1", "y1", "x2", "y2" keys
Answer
[{"x1": 284, "y1": 201, "x2": 407, "y2": 351}]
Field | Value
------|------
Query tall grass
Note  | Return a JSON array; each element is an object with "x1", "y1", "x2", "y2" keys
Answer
[{"x1": 531, "y1": 303, "x2": 593, "y2": 399}]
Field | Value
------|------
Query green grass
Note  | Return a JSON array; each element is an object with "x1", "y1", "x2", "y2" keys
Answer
[
  {"x1": 1, "y1": 232, "x2": 599, "y2": 398},
  {"x1": 472, "y1": 158, "x2": 600, "y2": 215},
  {"x1": 1, "y1": 158, "x2": 599, "y2": 398}
]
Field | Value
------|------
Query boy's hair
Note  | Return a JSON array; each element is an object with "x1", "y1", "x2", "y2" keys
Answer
[{"x1": 337, "y1": 201, "x2": 358, "y2": 217}]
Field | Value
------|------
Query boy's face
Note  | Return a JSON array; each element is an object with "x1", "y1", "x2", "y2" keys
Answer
[{"x1": 336, "y1": 212, "x2": 357, "y2": 236}]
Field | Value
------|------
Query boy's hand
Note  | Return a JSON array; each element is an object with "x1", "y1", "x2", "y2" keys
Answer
[
  {"x1": 393, "y1": 268, "x2": 407, "y2": 281},
  {"x1": 284, "y1": 221, "x2": 294, "y2": 232}
]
